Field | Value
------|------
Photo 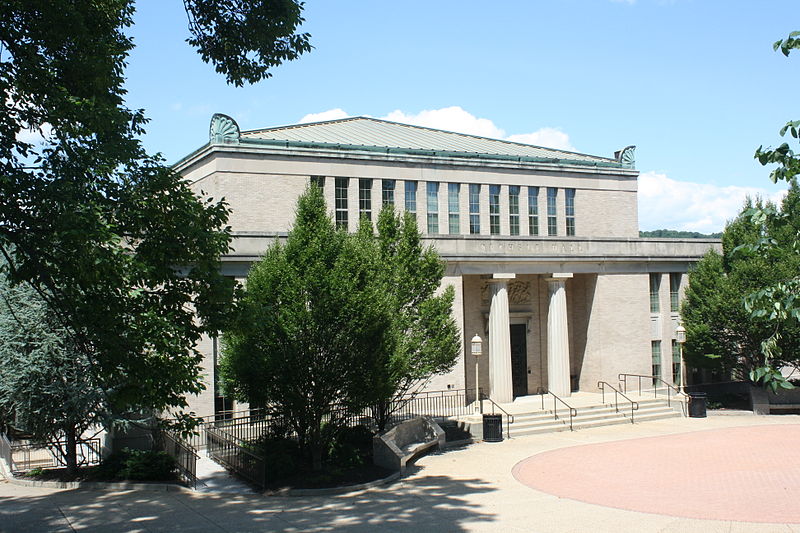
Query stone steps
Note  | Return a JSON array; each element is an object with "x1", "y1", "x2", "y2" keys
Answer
[{"x1": 460, "y1": 397, "x2": 683, "y2": 439}]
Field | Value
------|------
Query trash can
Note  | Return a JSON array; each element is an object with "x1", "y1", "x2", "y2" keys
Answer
[
  {"x1": 482, "y1": 414, "x2": 503, "y2": 442},
  {"x1": 688, "y1": 392, "x2": 707, "y2": 418}
]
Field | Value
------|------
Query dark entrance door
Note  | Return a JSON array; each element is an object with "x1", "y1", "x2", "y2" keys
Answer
[{"x1": 510, "y1": 324, "x2": 528, "y2": 398}]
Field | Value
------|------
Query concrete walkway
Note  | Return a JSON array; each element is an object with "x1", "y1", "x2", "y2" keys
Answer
[
  {"x1": 195, "y1": 454, "x2": 255, "y2": 494},
  {"x1": 1, "y1": 414, "x2": 798, "y2": 532}
]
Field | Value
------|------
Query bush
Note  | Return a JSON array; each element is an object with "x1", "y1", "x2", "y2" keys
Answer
[
  {"x1": 252, "y1": 435, "x2": 301, "y2": 482},
  {"x1": 327, "y1": 425, "x2": 374, "y2": 468},
  {"x1": 95, "y1": 448, "x2": 178, "y2": 482}
]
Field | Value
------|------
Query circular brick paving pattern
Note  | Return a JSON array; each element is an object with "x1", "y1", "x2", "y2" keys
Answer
[{"x1": 512, "y1": 424, "x2": 800, "y2": 523}]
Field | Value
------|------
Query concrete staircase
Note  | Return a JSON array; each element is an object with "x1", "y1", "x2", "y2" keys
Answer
[
  {"x1": 508, "y1": 398, "x2": 682, "y2": 438},
  {"x1": 458, "y1": 391, "x2": 685, "y2": 440}
]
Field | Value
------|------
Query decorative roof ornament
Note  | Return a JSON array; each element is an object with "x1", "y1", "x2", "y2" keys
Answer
[
  {"x1": 614, "y1": 145, "x2": 636, "y2": 169},
  {"x1": 209, "y1": 113, "x2": 240, "y2": 144}
]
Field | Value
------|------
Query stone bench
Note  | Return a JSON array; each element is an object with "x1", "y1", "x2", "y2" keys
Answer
[{"x1": 372, "y1": 416, "x2": 445, "y2": 472}]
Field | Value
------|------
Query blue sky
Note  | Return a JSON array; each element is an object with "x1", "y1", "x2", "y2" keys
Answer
[{"x1": 124, "y1": 0, "x2": 800, "y2": 232}]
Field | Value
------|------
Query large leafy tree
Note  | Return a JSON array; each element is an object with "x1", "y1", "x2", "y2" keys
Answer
[
  {"x1": 371, "y1": 208, "x2": 460, "y2": 430},
  {"x1": 221, "y1": 186, "x2": 393, "y2": 470},
  {"x1": 0, "y1": 272, "x2": 104, "y2": 475},
  {"x1": 0, "y1": 1, "x2": 312, "y2": 433},
  {"x1": 733, "y1": 31, "x2": 800, "y2": 389},
  {"x1": 682, "y1": 191, "x2": 800, "y2": 384}
]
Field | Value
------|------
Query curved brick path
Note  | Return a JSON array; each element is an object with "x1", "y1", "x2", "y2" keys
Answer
[{"x1": 512, "y1": 424, "x2": 800, "y2": 523}]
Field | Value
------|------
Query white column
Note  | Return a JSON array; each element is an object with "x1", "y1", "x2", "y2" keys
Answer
[
  {"x1": 547, "y1": 273, "x2": 573, "y2": 397},
  {"x1": 489, "y1": 273, "x2": 514, "y2": 404}
]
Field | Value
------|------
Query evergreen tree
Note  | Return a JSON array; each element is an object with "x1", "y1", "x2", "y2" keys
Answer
[
  {"x1": 0, "y1": 273, "x2": 104, "y2": 475},
  {"x1": 371, "y1": 208, "x2": 460, "y2": 430},
  {"x1": 221, "y1": 186, "x2": 393, "y2": 469}
]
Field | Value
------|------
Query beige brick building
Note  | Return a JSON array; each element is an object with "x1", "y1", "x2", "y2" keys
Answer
[{"x1": 175, "y1": 114, "x2": 718, "y2": 416}]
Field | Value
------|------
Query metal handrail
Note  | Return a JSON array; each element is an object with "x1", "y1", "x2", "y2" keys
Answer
[
  {"x1": 597, "y1": 381, "x2": 639, "y2": 423},
  {"x1": 479, "y1": 391, "x2": 515, "y2": 439},
  {"x1": 617, "y1": 373, "x2": 688, "y2": 407},
  {"x1": 540, "y1": 391, "x2": 578, "y2": 430}
]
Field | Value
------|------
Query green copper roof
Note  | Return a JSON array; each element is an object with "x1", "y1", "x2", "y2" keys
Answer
[{"x1": 240, "y1": 116, "x2": 621, "y2": 166}]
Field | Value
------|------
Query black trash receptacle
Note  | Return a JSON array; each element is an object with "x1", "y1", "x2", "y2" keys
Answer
[
  {"x1": 482, "y1": 414, "x2": 503, "y2": 442},
  {"x1": 688, "y1": 392, "x2": 707, "y2": 418}
]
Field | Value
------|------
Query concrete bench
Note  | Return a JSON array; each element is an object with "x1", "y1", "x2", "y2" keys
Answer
[{"x1": 372, "y1": 416, "x2": 445, "y2": 472}]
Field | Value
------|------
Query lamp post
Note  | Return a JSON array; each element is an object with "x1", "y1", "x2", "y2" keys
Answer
[
  {"x1": 676, "y1": 325, "x2": 687, "y2": 395},
  {"x1": 471, "y1": 334, "x2": 483, "y2": 414}
]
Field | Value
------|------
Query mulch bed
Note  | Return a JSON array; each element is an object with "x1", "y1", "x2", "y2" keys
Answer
[{"x1": 263, "y1": 463, "x2": 394, "y2": 491}]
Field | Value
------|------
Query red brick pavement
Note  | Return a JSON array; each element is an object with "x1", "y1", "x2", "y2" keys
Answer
[{"x1": 512, "y1": 424, "x2": 800, "y2": 523}]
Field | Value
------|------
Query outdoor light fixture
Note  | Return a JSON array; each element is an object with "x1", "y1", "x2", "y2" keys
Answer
[
  {"x1": 471, "y1": 334, "x2": 482, "y2": 357},
  {"x1": 675, "y1": 325, "x2": 687, "y2": 394},
  {"x1": 471, "y1": 334, "x2": 483, "y2": 414}
]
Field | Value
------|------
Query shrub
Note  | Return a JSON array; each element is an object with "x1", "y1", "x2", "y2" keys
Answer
[
  {"x1": 96, "y1": 448, "x2": 178, "y2": 482},
  {"x1": 327, "y1": 424, "x2": 374, "y2": 468},
  {"x1": 252, "y1": 435, "x2": 301, "y2": 481}
]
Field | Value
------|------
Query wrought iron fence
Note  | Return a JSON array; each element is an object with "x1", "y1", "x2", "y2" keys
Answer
[
  {"x1": 1, "y1": 435, "x2": 101, "y2": 474},
  {"x1": 206, "y1": 425, "x2": 266, "y2": 488},
  {"x1": 380, "y1": 389, "x2": 474, "y2": 426},
  {"x1": 156, "y1": 429, "x2": 199, "y2": 489}
]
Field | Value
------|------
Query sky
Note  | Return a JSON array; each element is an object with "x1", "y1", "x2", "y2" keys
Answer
[{"x1": 123, "y1": 0, "x2": 800, "y2": 233}]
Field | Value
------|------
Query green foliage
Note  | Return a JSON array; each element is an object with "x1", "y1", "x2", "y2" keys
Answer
[
  {"x1": 371, "y1": 208, "x2": 461, "y2": 429},
  {"x1": 0, "y1": 271, "x2": 104, "y2": 472},
  {"x1": 251, "y1": 435, "x2": 300, "y2": 481},
  {"x1": 639, "y1": 229, "x2": 722, "y2": 239},
  {"x1": 737, "y1": 31, "x2": 800, "y2": 387},
  {"x1": 326, "y1": 425, "x2": 374, "y2": 468},
  {"x1": 221, "y1": 186, "x2": 393, "y2": 469},
  {"x1": 681, "y1": 191, "x2": 800, "y2": 381},
  {"x1": 0, "y1": 0, "x2": 314, "y2": 435},
  {"x1": 185, "y1": 0, "x2": 312, "y2": 86},
  {"x1": 95, "y1": 448, "x2": 178, "y2": 482}
]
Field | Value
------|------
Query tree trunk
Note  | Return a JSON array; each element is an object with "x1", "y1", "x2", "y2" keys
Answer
[
  {"x1": 311, "y1": 422, "x2": 323, "y2": 471},
  {"x1": 65, "y1": 426, "x2": 78, "y2": 476}
]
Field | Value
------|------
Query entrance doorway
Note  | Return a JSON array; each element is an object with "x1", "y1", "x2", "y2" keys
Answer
[{"x1": 510, "y1": 324, "x2": 528, "y2": 398}]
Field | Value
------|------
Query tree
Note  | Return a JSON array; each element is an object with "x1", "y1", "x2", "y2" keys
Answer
[
  {"x1": 371, "y1": 208, "x2": 460, "y2": 430},
  {"x1": 0, "y1": 2, "x2": 311, "y2": 432},
  {"x1": 0, "y1": 272, "x2": 104, "y2": 475},
  {"x1": 733, "y1": 31, "x2": 800, "y2": 390},
  {"x1": 682, "y1": 191, "x2": 800, "y2": 387},
  {"x1": 221, "y1": 186, "x2": 393, "y2": 470}
]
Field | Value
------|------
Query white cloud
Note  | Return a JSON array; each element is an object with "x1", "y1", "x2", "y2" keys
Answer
[
  {"x1": 299, "y1": 108, "x2": 349, "y2": 123},
  {"x1": 383, "y1": 106, "x2": 505, "y2": 138},
  {"x1": 16, "y1": 123, "x2": 53, "y2": 145},
  {"x1": 637, "y1": 171, "x2": 787, "y2": 233},
  {"x1": 297, "y1": 106, "x2": 576, "y2": 151},
  {"x1": 506, "y1": 128, "x2": 575, "y2": 151}
]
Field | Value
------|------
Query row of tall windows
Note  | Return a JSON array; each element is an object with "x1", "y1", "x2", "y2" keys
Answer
[
  {"x1": 469, "y1": 184, "x2": 480, "y2": 234},
  {"x1": 359, "y1": 178, "x2": 372, "y2": 220},
  {"x1": 489, "y1": 185, "x2": 501, "y2": 235},
  {"x1": 528, "y1": 187, "x2": 539, "y2": 236},
  {"x1": 448, "y1": 183, "x2": 460, "y2": 234},
  {"x1": 547, "y1": 187, "x2": 558, "y2": 236},
  {"x1": 382, "y1": 179, "x2": 395, "y2": 206},
  {"x1": 650, "y1": 273, "x2": 683, "y2": 314},
  {"x1": 318, "y1": 176, "x2": 575, "y2": 235},
  {"x1": 650, "y1": 273, "x2": 684, "y2": 385},
  {"x1": 651, "y1": 340, "x2": 661, "y2": 382},
  {"x1": 427, "y1": 182, "x2": 439, "y2": 234},
  {"x1": 509, "y1": 186, "x2": 520, "y2": 236}
]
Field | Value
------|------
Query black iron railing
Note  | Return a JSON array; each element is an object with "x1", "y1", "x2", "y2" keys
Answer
[
  {"x1": 597, "y1": 381, "x2": 639, "y2": 423},
  {"x1": 478, "y1": 392, "x2": 515, "y2": 438},
  {"x1": 539, "y1": 391, "x2": 578, "y2": 430},
  {"x1": 156, "y1": 429, "x2": 199, "y2": 489},
  {"x1": 0, "y1": 434, "x2": 101, "y2": 473},
  {"x1": 206, "y1": 425, "x2": 266, "y2": 489},
  {"x1": 617, "y1": 373, "x2": 687, "y2": 407}
]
